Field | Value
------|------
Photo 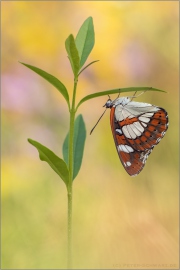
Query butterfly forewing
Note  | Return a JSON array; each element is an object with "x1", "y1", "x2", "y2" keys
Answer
[{"x1": 110, "y1": 99, "x2": 168, "y2": 176}]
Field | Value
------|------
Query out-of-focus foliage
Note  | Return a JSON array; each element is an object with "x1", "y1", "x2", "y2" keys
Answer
[{"x1": 2, "y1": 1, "x2": 179, "y2": 269}]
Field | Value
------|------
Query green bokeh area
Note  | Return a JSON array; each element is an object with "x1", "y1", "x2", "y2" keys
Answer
[{"x1": 2, "y1": 1, "x2": 179, "y2": 269}]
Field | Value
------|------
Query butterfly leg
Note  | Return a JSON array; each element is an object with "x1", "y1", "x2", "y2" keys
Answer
[{"x1": 129, "y1": 88, "x2": 152, "y2": 101}]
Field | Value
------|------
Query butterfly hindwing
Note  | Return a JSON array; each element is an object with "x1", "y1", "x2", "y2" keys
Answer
[
  {"x1": 110, "y1": 100, "x2": 168, "y2": 176},
  {"x1": 110, "y1": 107, "x2": 146, "y2": 176}
]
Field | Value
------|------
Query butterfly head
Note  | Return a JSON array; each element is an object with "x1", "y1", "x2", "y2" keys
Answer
[{"x1": 103, "y1": 98, "x2": 113, "y2": 108}]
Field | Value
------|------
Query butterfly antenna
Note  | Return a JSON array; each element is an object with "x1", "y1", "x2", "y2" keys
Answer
[{"x1": 90, "y1": 108, "x2": 107, "y2": 135}]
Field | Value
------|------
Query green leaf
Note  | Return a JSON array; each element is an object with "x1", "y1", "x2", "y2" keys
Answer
[
  {"x1": 76, "y1": 87, "x2": 167, "y2": 109},
  {"x1": 20, "y1": 62, "x2": 70, "y2": 110},
  {"x1": 75, "y1": 16, "x2": 95, "y2": 68},
  {"x1": 28, "y1": 138, "x2": 69, "y2": 186},
  {"x1": 65, "y1": 34, "x2": 80, "y2": 77},
  {"x1": 62, "y1": 115, "x2": 86, "y2": 180}
]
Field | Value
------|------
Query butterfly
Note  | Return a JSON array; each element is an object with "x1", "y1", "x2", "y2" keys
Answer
[{"x1": 91, "y1": 92, "x2": 169, "y2": 176}]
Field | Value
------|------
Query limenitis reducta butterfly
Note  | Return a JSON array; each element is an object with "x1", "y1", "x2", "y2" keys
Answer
[{"x1": 91, "y1": 92, "x2": 168, "y2": 176}]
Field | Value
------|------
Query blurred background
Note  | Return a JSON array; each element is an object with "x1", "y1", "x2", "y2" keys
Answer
[{"x1": 1, "y1": 1, "x2": 179, "y2": 269}]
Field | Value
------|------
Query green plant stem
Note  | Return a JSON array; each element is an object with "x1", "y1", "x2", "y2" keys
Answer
[
  {"x1": 67, "y1": 188, "x2": 72, "y2": 269},
  {"x1": 67, "y1": 77, "x2": 78, "y2": 269}
]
